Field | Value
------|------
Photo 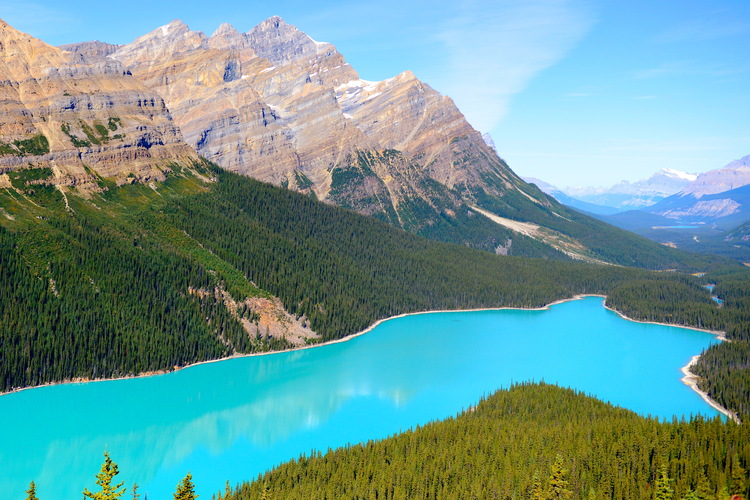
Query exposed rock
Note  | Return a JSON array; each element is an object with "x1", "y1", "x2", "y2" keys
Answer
[
  {"x1": 0, "y1": 18, "x2": 197, "y2": 190},
  {"x1": 58, "y1": 40, "x2": 122, "y2": 59},
  {"x1": 108, "y1": 17, "x2": 537, "y2": 230},
  {"x1": 681, "y1": 155, "x2": 750, "y2": 197}
]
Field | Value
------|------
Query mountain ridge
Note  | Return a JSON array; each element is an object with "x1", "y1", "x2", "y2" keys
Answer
[{"x1": 0, "y1": 15, "x2": 717, "y2": 268}]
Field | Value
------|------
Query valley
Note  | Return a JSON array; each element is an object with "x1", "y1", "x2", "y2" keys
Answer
[{"x1": 0, "y1": 11, "x2": 748, "y2": 500}]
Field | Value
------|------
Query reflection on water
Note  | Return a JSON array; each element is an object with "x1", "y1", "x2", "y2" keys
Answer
[{"x1": 0, "y1": 297, "x2": 720, "y2": 499}]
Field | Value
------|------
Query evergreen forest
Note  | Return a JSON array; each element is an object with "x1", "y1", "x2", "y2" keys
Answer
[
  {"x1": 224, "y1": 383, "x2": 749, "y2": 500},
  {"x1": 0, "y1": 161, "x2": 749, "y2": 420}
]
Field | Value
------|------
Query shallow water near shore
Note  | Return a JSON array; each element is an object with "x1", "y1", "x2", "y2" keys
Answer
[{"x1": 0, "y1": 297, "x2": 720, "y2": 499}]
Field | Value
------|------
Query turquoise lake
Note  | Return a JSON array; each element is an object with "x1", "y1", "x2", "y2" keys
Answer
[{"x1": 0, "y1": 297, "x2": 721, "y2": 499}]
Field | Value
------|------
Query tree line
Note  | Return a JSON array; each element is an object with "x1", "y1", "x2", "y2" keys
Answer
[{"x1": 224, "y1": 383, "x2": 748, "y2": 500}]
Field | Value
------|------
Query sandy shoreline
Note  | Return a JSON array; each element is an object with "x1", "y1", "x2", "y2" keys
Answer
[{"x1": 1, "y1": 294, "x2": 738, "y2": 423}]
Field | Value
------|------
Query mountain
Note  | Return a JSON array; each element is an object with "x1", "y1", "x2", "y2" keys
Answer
[
  {"x1": 681, "y1": 155, "x2": 750, "y2": 197},
  {"x1": 49, "y1": 17, "x2": 712, "y2": 268},
  {"x1": 562, "y1": 168, "x2": 697, "y2": 210},
  {"x1": 0, "y1": 19, "x2": 195, "y2": 190},
  {"x1": 0, "y1": 15, "x2": 725, "y2": 270},
  {"x1": 524, "y1": 177, "x2": 620, "y2": 216},
  {"x1": 597, "y1": 156, "x2": 750, "y2": 229},
  {"x1": 580, "y1": 156, "x2": 750, "y2": 261},
  {"x1": 59, "y1": 18, "x2": 551, "y2": 256}
]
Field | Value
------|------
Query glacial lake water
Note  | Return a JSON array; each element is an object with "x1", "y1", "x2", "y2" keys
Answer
[{"x1": 0, "y1": 297, "x2": 721, "y2": 499}]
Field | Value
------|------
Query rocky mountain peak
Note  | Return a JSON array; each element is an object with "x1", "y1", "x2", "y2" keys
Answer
[
  {"x1": 208, "y1": 22, "x2": 246, "y2": 51},
  {"x1": 0, "y1": 18, "x2": 69, "y2": 77},
  {"x1": 114, "y1": 19, "x2": 207, "y2": 67},
  {"x1": 245, "y1": 16, "x2": 327, "y2": 64},
  {"x1": 682, "y1": 155, "x2": 750, "y2": 197},
  {"x1": 212, "y1": 22, "x2": 239, "y2": 38}
]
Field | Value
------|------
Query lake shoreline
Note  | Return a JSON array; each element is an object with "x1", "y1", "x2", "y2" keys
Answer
[
  {"x1": 2, "y1": 294, "x2": 736, "y2": 423},
  {"x1": 599, "y1": 302, "x2": 737, "y2": 423}
]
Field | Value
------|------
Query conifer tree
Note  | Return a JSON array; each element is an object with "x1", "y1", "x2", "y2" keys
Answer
[
  {"x1": 174, "y1": 472, "x2": 198, "y2": 500},
  {"x1": 529, "y1": 471, "x2": 545, "y2": 500},
  {"x1": 695, "y1": 472, "x2": 714, "y2": 500},
  {"x1": 547, "y1": 455, "x2": 572, "y2": 499},
  {"x1": 25, "y1": 481, "x2": 38, "y2": 500},
  {"x1": 730, "y1": 454, "x2": 747, "y2": 496},
  {"x1": 83, "y1": 452, "x2": 126, "y2": 500},
  {"x1": 682, "y1": 490, "x2": 698, "y2": 500},
  {"x1": 655, "y1": 467, "x2": 674, "y2": 500},
  {"x1": 131, "y1": 483, "x2": 140, "y2": 500}
]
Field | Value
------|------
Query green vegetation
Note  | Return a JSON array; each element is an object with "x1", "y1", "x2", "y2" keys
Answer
[
  {"x1": 173, "y1": 473, "x2": 198, "y2": 500},
  {"x1": 14, "y1": 134, "x2": 50, "y2": 156},
  {"x1": 94, "y1": 123, "x2": 110, "y2": 140},
  {"x1": 293, "y1": 170, "x2": 313, "y2": 190},
  {"x1": 165, "y1": 167, "x2": 652, "y2": 340},
  {"x1": 61, "y1": 122, "x2": 92, "y2": 147},
  {"x1": 82, "y1": 452, "x2": 125, "y2": 500},
  {"x1": 25, "y1": 482, "x2": 38, "y2": 500},
  {"x1": 60, "y1": 119, "x2": 118, "y2": 148},
  {"x1": 0, "y1": 163, "x2": 275, "y2": 392},
  {"x1": 80, "y1": 120, "x2": 102, "y2": 145},
  {"x1": 224, "y1": 383, "x2": 750, "y2": 500},
  {"x1": 107, "y1": 116, "x2": 121, "y2": 132},
  {"x1": 0, "y1": 134, "x2": 50, "y2": 156},
  {"x1": 1, "y1": 161, "x2": 750, "y2": 419},
  {"x1": 7, "y1": 167, "x2": 53, "y2": 190}
]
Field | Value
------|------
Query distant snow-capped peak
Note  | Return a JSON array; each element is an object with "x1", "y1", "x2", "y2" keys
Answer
[{"x1": 661, "y1": 168, "x2": 697, "y2": 182}]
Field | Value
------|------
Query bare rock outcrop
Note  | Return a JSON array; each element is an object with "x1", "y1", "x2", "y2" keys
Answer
[
  {"x1": 106, "y1": 16, "x2": 537, "y2": 224},
  {"x1": 0, "y1": 19, "x2": 197, "y2": 189}
]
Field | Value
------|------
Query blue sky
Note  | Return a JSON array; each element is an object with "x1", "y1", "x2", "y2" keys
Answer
[{"x1": 2, "y1": 0, "x2": 748, "y2": 187}]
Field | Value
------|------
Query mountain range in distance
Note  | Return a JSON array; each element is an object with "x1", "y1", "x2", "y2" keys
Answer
[
  {"x1": 529, "y1": 155, "x2": 750, "y2": 261},
  {"x1": 526, "y1": 168, "x2": 699, "y2": 214}
]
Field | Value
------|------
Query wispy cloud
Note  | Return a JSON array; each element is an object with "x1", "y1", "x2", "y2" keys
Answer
[{"x1": 425, "y1": 0, "x2": 594, "y2": 133}]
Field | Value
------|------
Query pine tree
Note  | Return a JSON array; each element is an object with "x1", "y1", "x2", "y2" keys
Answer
[
  {"x1": 259, "y1": 483, "x2": 271, "y2": 500},
  {"x1": 730, "y1": 453, "x2": 747, "y2": 496},
  {"x1": 655, "y1": 467, "x2": 674, "y2": 500},
  {"x1": 682, "y1": 489, "x2": 699, "y2": 500},
  {"x1": 547, "y1": 455, "x2": 572, "y2": 499},
  {"x1": 82, "y1": 452, "x2": 126, "y2": 500},
  {"x1": 25, "y1": 481, "x2": 38, "y2": 500},
  {"x1": 174, "y1": 472, "x2": 198, "y2": 500},
  {"x1": 132, "y1": 483, "x2": 140, "y2": 500},
  {"x1": 529, "y1": 471, "x2": 545, "y2": 500},
  {"x1": 695, "y1": 472, "x2": 714, "y2": 500}
]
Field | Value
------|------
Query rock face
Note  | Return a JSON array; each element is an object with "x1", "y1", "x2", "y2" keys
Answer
[
  {"x1": 643, "y1": 156, "x2": 750, "y2": 223},
  {"x1": 0, "y1": 19, "x2": 196, "y2": 190},
  {"x1": 681, "y1": 155, "x2": 750, "y2": 197},
  {"x1": 100, "y1": 17, "x2": 541, "y2": 235}
]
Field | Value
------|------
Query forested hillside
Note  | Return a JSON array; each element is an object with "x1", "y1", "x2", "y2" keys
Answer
[
  {"x1": 1, "y1": 162, "x2": 749, "y2": 421},
  {"x1": 225, "y1": 383, "x2": 750, "y2": 500}
]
